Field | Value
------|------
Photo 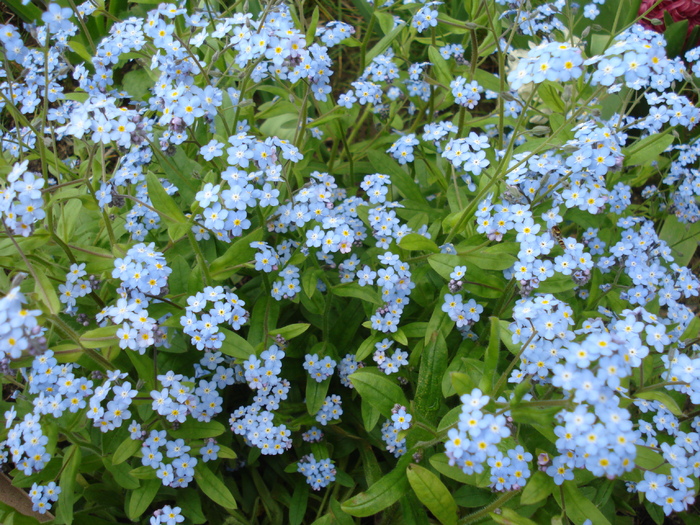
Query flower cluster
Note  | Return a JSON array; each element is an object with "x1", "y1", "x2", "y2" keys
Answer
[
  {"x1": 150, "y1": 505, "x2": 184, "y2": 525},
  {"x1": 304, "y1": 353, "x2": 337, "y2": 382},
  {"x1": 381, "y1": 404, "x2": 412, "y2": 457},
  {"x1": 28, "y1": 482, "x2": 60, "y2": 514},
  {"x1": 0, "y1": 287, "x2": 42, "y2": 362},
  {"x1": 507, "y1": 41, "x2": 583, "y2": 90},
  {"x1": 180, "y1": 285, "x2": 248, "y2": 351},
  {"x1": 315, "y1": 394, "x2": 343, "y2": 426},
  {"x1": 373, "y1": 338, "x2": 408, "y2": 375},
  {"x1": 58, "y1": 263, "x2": 94, "y2": 315},
  {"x1": 0, "y1": 161, "x2": 45, "y2": 237},
  {"x1": 229, "y1": 346, "x2": 293, "y2": 455},
  {"x1": 450, "y1": 77, "x2": 482, "y2": 109},
  {"x1": 101, "y1": 243, "x2": 171, "y2": 353},
  {"x1": 338, "y1": 354, "x2": 362, "y2": 387},
  {"x1": 445, "y1": 388, "x2": 530, "y2": 492},
  {"x1": 297, "y1": 454, "x2": 336, "y2": 490}
]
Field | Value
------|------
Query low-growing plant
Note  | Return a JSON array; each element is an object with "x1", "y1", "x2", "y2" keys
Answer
[{"x1": 0, "y1": 0, "x2": 700, "y2": 524}]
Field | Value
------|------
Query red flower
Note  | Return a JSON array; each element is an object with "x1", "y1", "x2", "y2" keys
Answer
[{"x1": 638, "y1": 0, "x2": 700, "y2": 34}]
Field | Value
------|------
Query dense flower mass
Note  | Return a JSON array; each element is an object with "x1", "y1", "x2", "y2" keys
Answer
[{"x1": 1, "y1": 0, "x2": 700, "y2": 523}]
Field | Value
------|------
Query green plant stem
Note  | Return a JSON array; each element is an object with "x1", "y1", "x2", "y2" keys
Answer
[
  {"x1": 459, "y1": 491, "x2": 518, "y2": 524},
  {"x1": 47, "y1": 314, "x2": 115, "y2": 371},
  {"x1": 492, "y1": 329, "x2": 537, "y2": 397},
  {"x1": 187, "y1": 230, "x2": 212, "y2": 283}
]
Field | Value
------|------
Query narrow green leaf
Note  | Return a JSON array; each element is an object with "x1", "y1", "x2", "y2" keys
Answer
[
  {"x1": 356, "y1": 333, "x2": 382, "y2": 360},
  {"x1": 57, "y1": 445, "x2": 82, "y2": 525},
  {"x1": 519, "y1": 471, "x2": 554, "y2": 505},
  {"x1": 406, "y1": 464, "x2": 457, "y2": 525},
  {"x1": 306, "y1": 376, "x2": 331, "y2": 416},
  {"x1": 429, "y1": 453, "x2": 491, "y2": 488},
  {"x1": 341, "y1": 455, "x2": 410, "y2": 517},
  {"x1": 428, "y1": 46, "x2": 452, "y2": 87},
  {"x1": 112, "y1": 437, "x2": 141, "y2": 466},
  {"x1": 415, "y1": 332, "x2": 447, "y2": 420},
  {"x1": 491, "y1": 508, "x2": 539, "y2": 525},
  {"x1": 365, "y1": 22, "x2": 403, "y2": 64},
  {"x1": 270, "y1": 323, "x2": 310, "y2": 340},
  {"x1": 623, "y1": 130, "x2": 674, "y2": 167},
  {"x1": 170, "y1": 420, "x2": 226, "y2": 439},
  {"x1": 209, "y1": 228, "x2": 263, "y2": 278},
  {"x1": 659, "y1": 215, "x2": 700, "y2": 267},
  {"x1": 361, "y1": 396, "x2": 381, "y2": 432},
  {"x1": 555, "y1": 481, "x2": 611, "y2": 525},
  {"x1": 34, "y1": 271, "x2": 60, "y2": 315},
  {"x1": 349, "y1": 368, "x2": 409, "y2": 418},
  {"x1": 479, "y1": 317, "x2": 500, "y2": 394},
  {"x1": 634, "y1": 391, "x2": 683, "y2": 416},
  {"x1": 146, "y1": 171, "x2": 186, "y2": 224},
  {"x1": 127, "y1": 478, "x2": 160, "y2": 521},
  {"x1": 367, "y1": 151, "x2": 426, "y2": 203},
  {"x1": 218, "y1": 327, "x2": 256, "y2": 360},
  {"x1": 306, "y1": 6, "x2": 320, "y2": 46},
  {"x1": 289, "y1": 481, "x2": 309, "y2": 525},
  {"x1": 399, "y1": 233, "x2": 439, "y2": 253},
  {"x1": 332, "y1": 283, "x2": 383, "y2": 305},
  {"x1": 194, "y1": 464, "x2": 237, "y2": 510},
  {"x1": 80, "y1": 325, "x2": 119, "y2": 349}
]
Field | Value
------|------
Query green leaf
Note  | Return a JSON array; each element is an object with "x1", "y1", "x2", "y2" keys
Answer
[
  {"x1": 659, "y1": 215, "x2": 700, "y2": 267},
  {"x1": 194, "y1": 464, "x2": 237, "y2": 510},
  {"x1": 106, "y1": 461, "x2": 140, "y2": 489},
  {"x1": 491, "y1": 508, "x2": 539, "y2": 525},
  {"x1": 415, "y1": 332, "x2": 447, "y2": 420},
  {"x1": 428, "y1": 46, "x2": 453, "y2": 87},
  {"x1": 399, "y1": 233, "x2": 439, "y2": 253},
  {"x1": 406, "y1": 464, "x2": 457, "y2": 525},
  {"x1": 349, "y1": 368, "x2": 409, "y2": 418},
  {"x1": 171, "y1": 420, "x2": 226, "y2": 439},
  {"x1": 356, "y1": 333, "x2": 382, "y2": 360},
  {"x1": 306, "y1": 376, "x2": 331, "y2": 416},
  {"x1": 478, "y1": 317, "x2": 500, "y2": 393},
  {"x1": 127, "y1": 478, "x2": 160, "y2": 521},
  {"x1": 367, "y1": 151, "x2": 426, "y2": 203},
  {"x1": 289, "y1": 481, "x2": 309, "y2": 525},
  {"x1": 146, "y1": 171, "x2": 186, "y2": 224},
  {"x1": 209, "y1": 228, "x2": 263, "y2": 279},
  {"x1": 58, "y1": 199, "x2": 82, "y2": 242},
  {"x1": 341, "y1": 455, "x2": 410, "y2": 517},
  {"x1": 538, "y1": 81, "x2": 565, "y2": 113},
  {"x1": 510, "y1": 406, "x2": 559, "y2": 442},
  {"x1": 473, "y1": 69, "x2": 502, "y2": 93},
  {"x1": 80, "y1": 325, "x2": 119, "y2": 349},
  {"x1": 218, "y1": 327, "x2": 256, "y2": 360},
  {"x1": 361, "y1": 396, "x2": 381, "y2": 432},
  {"x1": 554, "y1": 481, "x2": 611, "y2": 525},
  {"x1": 270, "y1": 323, "x2": 310, "y2": 340},
  {"x1": 519, "y1": 471, "x2": 554, "y2": 505},
  {"x1": 365, "y1": 23, "x2": 403, "y2": 65},
  {"x1": 306, "y1": 6, "x2": 320, "y2": 46},
  {"x1": 634, "y1": 391, "x2": 683, "y2": 416},
  {"x1": 57, "y1": 445, "x2": 82, "y2": 525},
  {"x1": 461, "y1": 244, "x2": 518, "y2": 271},
  {"x1": 34, "y1": 270, "x2": 60, "y2": 315},
  {"x1": 623, "y1": 131, "x2": 674, "y2": 167},
  {"x1": 332, "y1": 283, "x2": 383, "y2": 305},
  {"x1": 429, "y1": 453, "x2": 489, "y2": 487},
  {"x1": 112, "y1": 436, "x2": 141, "y2": 466}
]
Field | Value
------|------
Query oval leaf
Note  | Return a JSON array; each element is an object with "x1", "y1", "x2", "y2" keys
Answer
[
  {"x1": 341, "y1": 456, "x2": 410, "y2": 517},
  {"x1": 194, "y1": 464, "x2": 237, "y2": 510},
  {"x1": 406, "y1": 464, "x2": 457, "y2": 525}
]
